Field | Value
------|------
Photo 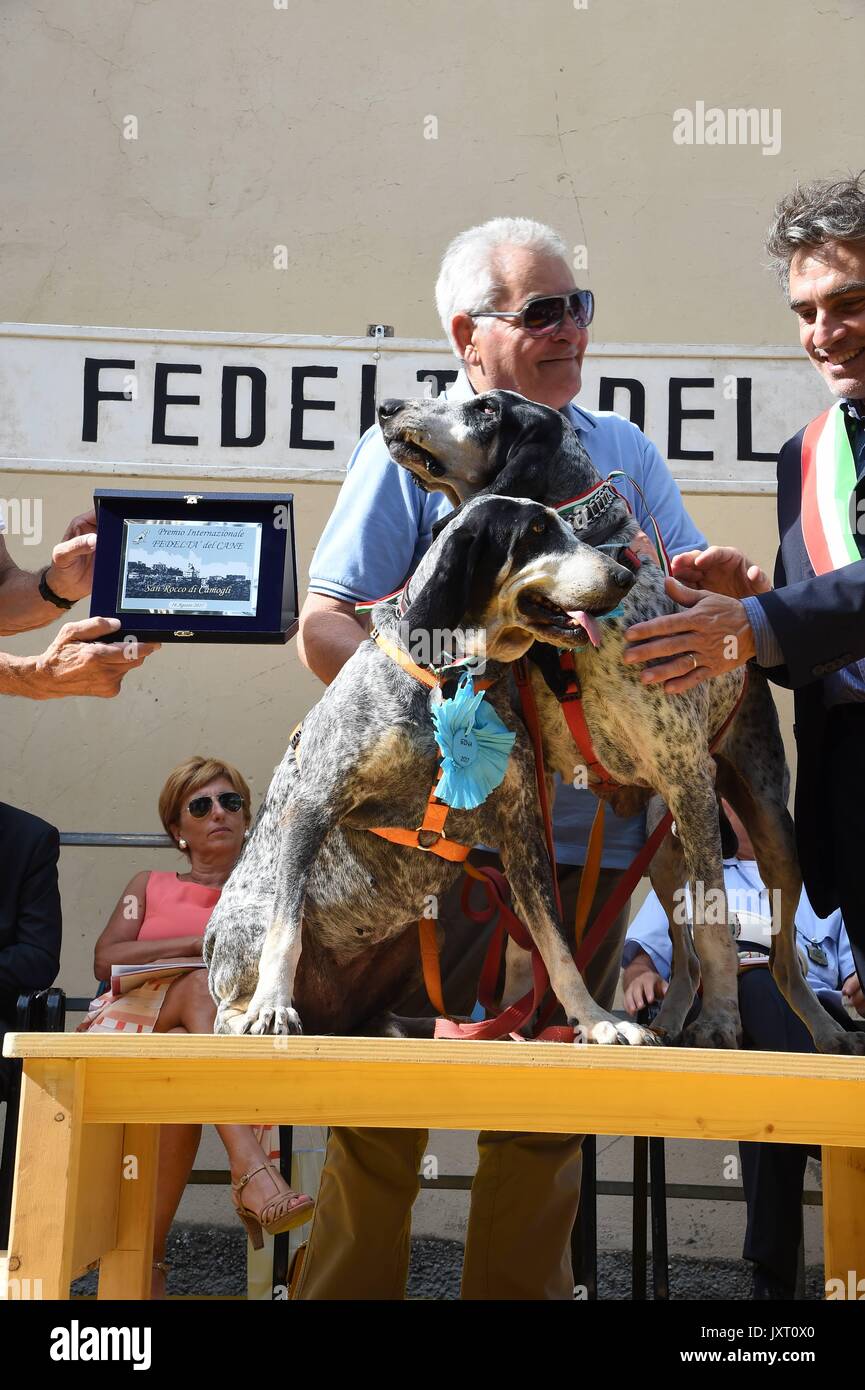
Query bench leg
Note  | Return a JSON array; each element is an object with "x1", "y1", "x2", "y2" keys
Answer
[
  {"x1": 631, "y1": 1137, "x2": 648, "y2": 1300},
  {"x1": 98, "y1": 1124, "x2": 159, "y2": 1301},
  {"x1": 822, "y1": 1145, "x2": 865, "y2": 1298},
  {"x1": 5, "y1": 1060, "x2": 85, "y2": 1299}
]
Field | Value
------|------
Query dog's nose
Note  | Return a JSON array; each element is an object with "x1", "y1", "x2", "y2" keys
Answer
[
  {"x1": 612, "y1": 564, "x2": 636, "y2": 592},
  {"x1": 377, "y1": 398, "x2": 406, "y2": 422}
]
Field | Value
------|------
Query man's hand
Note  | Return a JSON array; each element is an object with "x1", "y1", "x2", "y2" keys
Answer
[
  {"x1": 842, "y1": 972, "x2": 865, "y2": 1018},
  {"x1": 622, "y1": 964, "x2": 668, "y2": 1015},
  {"x1": 45, "y1": 507, "x2": 99, "y2": 603},
  {"x1": 623, "y1": 577, "x2": 756, "y2": 693},
  {"x1": 20, "y1": 617, "x2": 159, "y2": 699},
  {"x1": 670, "y1": 546, "x2": 771, "y2": 599}
]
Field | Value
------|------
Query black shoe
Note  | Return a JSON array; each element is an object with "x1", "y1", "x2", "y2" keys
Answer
[{"x1": 750, "y1": 1265, "x2": 794, "y2": 1300}]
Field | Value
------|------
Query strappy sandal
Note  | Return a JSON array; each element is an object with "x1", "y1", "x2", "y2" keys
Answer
[{"x1": 231, "y1": 1162, "x2": 314, "y2": 1250}]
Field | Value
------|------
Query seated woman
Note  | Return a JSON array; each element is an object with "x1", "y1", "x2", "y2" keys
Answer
[{"x1": 80, "y1": 755, "x2": 313, "y2": 1297}]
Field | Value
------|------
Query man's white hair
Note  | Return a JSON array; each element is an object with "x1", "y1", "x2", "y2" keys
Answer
[{"x1": 435, "y1": 217, "x2": 570, "y2": 356}]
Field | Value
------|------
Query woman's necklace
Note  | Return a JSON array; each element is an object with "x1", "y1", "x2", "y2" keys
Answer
[{"x1": 178, "y1": 869, "x2": 226, "y2": 889}]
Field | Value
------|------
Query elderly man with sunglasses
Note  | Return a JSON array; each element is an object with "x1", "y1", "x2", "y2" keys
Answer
[{"x1": 294, "y1": 216, "x2": 705, "y2": 1302}]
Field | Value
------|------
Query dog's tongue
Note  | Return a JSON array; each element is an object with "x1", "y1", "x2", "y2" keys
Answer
[{"x1": 567, "y1": 611, "x2": 602, "y2": 647}]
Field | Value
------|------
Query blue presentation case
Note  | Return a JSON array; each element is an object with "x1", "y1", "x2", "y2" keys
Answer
[{"x1": 89, "y1": 488, "x2": 299, "y2": 644}]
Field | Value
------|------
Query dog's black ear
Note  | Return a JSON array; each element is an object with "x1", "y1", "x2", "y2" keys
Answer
[
  {"x1": 718, "y1": 801, "x2": 740, "y2": 859},
  {"x1": 480, "y1": 401, "x2": 566, "y2": 502},
  {"x1": 431, "y1": 504, "x2": 464, "y2": 539},
  {"x1": 401, "y1": 512, "x2": 494, "y2": 647},
  {"x1": 527, "y1": 640, "x2": 570, "y2": 697}
]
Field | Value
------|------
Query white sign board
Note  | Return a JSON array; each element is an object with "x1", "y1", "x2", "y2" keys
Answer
[{"x1": 0, "y1": 324, "x2": 832, "y2": 492}]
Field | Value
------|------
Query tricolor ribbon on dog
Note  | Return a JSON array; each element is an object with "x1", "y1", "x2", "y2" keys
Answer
[
  {"x1": 354, "y1": 586, "x2": 405, "y2": 614},
  {"x1": 554, "y1": 479, "x2": 620, "y2": 530},
  {"x1": 605, "y1": 474, "x2": 671, "y2": 575},
  {"x1": 548, "y1": 475, "x2": 671, "y2": 574},
  {"x1": 801, "y1": 401, "x2": 860, "y2": 575}
]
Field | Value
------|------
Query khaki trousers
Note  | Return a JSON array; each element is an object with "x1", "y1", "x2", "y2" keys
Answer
[{"x1": 292, "y1": 851, "x2": 630, "y2": 1300}]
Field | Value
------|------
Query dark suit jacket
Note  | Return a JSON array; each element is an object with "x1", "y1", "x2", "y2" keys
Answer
[
  {"x1": 0, "y1": 802, "x2": 62, "y2": 1024},
  {"x1": 751, "y1": 425, "x2": 865, "y2": 916}
]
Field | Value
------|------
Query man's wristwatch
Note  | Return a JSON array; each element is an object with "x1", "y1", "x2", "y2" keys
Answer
[{"x1": 38, "y1": 566, "x2": 74, "y2": 610}]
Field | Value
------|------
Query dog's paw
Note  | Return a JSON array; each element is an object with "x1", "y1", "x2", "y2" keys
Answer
[
  {"x1": 576, "y1": 1016, "x2": 661, "y2": 1046},
  {"x1": 644, "y1": 1006, "x2": 687, "y2": 1046},
  {"x1": 682, "y1": 1011, "x2": 741, "y2": 1050},
  {"x1": 815, "y1": 1028, "x2": 865, "y2": 1056},
  {"x1": 239, "y1": 998, "x2": 302, "y2": 1036},
  {"x1": 615, "y1": 1020, "x2": 664, "y2": 1046}
]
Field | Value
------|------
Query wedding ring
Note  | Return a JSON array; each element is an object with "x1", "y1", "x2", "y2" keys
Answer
[{"x1": 688, "y1": 652, "x2": 698, "y2": 671}]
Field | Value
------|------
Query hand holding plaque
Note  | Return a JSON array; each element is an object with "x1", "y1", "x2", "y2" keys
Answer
[{"x1": 90, "y1": 490, "x2": 298, "y2": 644}]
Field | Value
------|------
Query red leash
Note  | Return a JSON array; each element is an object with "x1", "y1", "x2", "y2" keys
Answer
[
  {"x1": 555, "y1": 650, "x2": 619, "y2": 788},
  {"x1": 433, "y1": 658, "x2": 748, "y2": 1042},
  {"x1": 433, "y1": 660, "x2": 567, "y2": 1041},
  {"x1": 532, "y1": 668, "x2": 749, "y2": 1036}
]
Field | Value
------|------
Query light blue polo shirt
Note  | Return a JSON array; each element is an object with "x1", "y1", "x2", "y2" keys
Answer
[
  {"x1": 624, "y1": 858, "x2": 857, "y2": 1000},
  {"x1": 309, "y1": 370, "x2": 706, "y2": 868}
]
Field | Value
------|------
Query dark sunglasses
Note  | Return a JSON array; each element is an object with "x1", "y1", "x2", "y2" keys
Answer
[
  {"x1": 469, "y1": 289, "x2": 594, "y2": 337},
  {"x1": 187, "y1": 791, "x2": 245, "y2": 818}
]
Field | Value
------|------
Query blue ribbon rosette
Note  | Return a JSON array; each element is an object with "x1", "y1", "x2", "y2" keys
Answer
[{"x1": 430, "y1": 673, "x2": 516, "y2": 810}]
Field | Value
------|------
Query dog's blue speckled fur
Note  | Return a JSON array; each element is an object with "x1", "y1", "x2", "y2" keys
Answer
[
  {"x1": 206, "y1": 494, "x2": 659, "y2": 1045},
  {"x1": 380, "y1": 389, "x2": 865, "y2": 1054}
]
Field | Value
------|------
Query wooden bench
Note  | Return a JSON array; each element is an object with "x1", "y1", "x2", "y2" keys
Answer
[
  {"x1": 2, "y1": 1033, "x2": 865, "y2": 1300},
  {"x1": 0, "y1": 987, "x2": 307, "y2": 1297}
]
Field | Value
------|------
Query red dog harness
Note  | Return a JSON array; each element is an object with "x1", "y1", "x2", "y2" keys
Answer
[{"x1": 555, "y1": 649, "x2": 619, "y2": 788}]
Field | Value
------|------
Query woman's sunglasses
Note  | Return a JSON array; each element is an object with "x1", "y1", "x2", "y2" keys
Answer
[
  {"x1": 187, "y1": 791, "x2": 245, "y2": 818},
  {"x1": 469, "y1": 289, "x2": 594, "y2": 337}
]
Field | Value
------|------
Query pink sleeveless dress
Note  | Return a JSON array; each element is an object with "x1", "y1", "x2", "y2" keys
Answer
[
  {"x1": 77, "y1": 871, "x2": 221, "y2": 1033},
  {"x1": 138, "y1": 871, "x2": 221, "y2": 940}
]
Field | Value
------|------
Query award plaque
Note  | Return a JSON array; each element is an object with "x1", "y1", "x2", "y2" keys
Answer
[{"x1": 90, "y1": 489, "x2": 298, "y2": 643}]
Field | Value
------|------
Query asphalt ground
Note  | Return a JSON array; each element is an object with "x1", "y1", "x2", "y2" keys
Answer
[{"x1": 70, "y1": 1225, "x2": 826, "y2": 1301}]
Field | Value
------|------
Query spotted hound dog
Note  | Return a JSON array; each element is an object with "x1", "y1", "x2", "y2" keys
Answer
[
  {"x1": 378, "y1": 388, "x2": 865, "y2": 1055},
  {"x1": 205, "y1": 494, "x2": 660, "y2": 1045}
]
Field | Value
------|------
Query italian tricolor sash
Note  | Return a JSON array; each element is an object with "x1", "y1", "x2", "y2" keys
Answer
[{"x1": 800, "y1": 401, "x2": 860, "y2": 575}]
